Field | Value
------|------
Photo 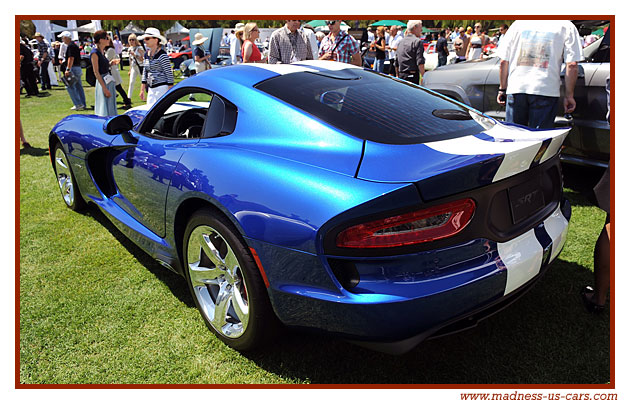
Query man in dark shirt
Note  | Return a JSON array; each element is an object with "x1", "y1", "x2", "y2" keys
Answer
[
  {"x1": 19, "y1": 37, "x2": 39, "y2": 96},
  {"x1": 35, "y1": 32, "x2": 51, "y2": 90},
  {"x1": 436, "y1": 30, "x2": 449, "y2": 67},
  {"x1": 396, "y1": 20, "x2": 425, "y2": 85},
  {"x1": 59, "y1": 31, "x2": 86, "y2": 110}
]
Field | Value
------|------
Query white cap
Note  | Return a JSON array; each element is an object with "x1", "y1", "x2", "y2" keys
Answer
[{"x1": 58, "y1": 31, "x2": 72, "y2": 39}]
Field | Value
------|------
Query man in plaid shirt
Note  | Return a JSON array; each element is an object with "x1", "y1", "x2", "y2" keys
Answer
[
  {"x1": 268, "y1": 20, "x2": 313, "y2": 64},
  {"x1": 318, "y1": 20, "x2": 361, "y2": 66}
]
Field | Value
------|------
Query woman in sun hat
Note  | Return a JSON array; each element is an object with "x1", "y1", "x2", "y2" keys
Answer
[
  {"x1": 138, "y1": 27, "x2": 174, "y2": 106},
  {"x1": 192, "y1": 32, "x2": 211, "y2": 73}
]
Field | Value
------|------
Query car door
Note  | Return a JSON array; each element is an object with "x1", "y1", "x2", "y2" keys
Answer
[{"x1": 110, "y1": 89, "x2": 213, "y2": 237}]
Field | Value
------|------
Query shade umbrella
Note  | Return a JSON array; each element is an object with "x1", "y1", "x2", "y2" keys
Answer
[
  {"x1": 591, "y1": 28, "x2": 604, "y2": 36},
  {"x1": 370, "y1": 20, "x2": 406, "y2": 27},
  {"x1": 305, "y1": 20, "x2": 350, "y2": 30}
]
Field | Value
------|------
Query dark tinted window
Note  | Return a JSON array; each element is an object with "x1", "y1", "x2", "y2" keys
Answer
[{"x1": 255, "y1": 69, "x2": 493, "y2": 145}]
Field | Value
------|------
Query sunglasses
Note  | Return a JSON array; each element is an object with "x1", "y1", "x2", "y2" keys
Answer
[
  {"x1": 326, "y1": 20, "x2": 338, "y2": 25},
  {"x1": 144, "y1": 36, "x2": 156, "y2": 40},
  {"x1": 252, "y1": 28, "x2": 259, "y2": 32}
]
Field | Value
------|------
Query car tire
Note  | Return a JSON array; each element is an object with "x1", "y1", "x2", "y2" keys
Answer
[
  {"x1": 53, "y1": 143, "x2": 86, "y2": 211},
  {"x1": 182, "y1": 209, "x2": 278, "y2": 351}
]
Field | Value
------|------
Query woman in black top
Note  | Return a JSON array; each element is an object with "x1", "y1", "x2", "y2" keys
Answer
[
  {"x1": 372, "y1": 26, "x2": 387, "y2": 73},
  {"x1": 90, "y1": 30, "x2": 117, "y2": 116}
]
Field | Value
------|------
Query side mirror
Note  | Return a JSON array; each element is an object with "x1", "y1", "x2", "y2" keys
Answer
[{"x1": 103, "y1": 115, "x2": 134, "y2": 135}]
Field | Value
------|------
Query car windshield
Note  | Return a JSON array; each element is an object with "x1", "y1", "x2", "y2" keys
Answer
[{"x1": 255, "y1": 69, "x2": 494, "y2": 145}]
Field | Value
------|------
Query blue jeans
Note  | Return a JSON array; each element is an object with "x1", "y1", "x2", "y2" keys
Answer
[
  {"x1": 373, "y1": 58, "x2": 385, "y2": 73},
  {"x1": 66, "y1": 66, "x2": 86, "y2": 108},
  {"x1": 505, "y1": 93, "x2": 559, "y2": 129},
  {"x1": 438, "y1": 54, "x2": 448, "y2": 67}
]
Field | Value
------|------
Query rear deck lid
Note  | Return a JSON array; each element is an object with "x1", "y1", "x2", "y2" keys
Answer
[{"x1": 357, "y1": 123, "x2": 570, "y2": 200}]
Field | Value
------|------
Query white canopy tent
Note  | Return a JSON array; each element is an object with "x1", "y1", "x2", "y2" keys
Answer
[
  {"x1": 67, "y1": 20, "x2": 79, "y2": 40},
  {"x1": 165, "y1": 21, "x2": 189, "y2": 42},
  {"x1": 120, "y1": 22, "x2": 144, "y2": 35},
  {"x1": 76, "y1": 22, "x2": 98, "y2": 33}
]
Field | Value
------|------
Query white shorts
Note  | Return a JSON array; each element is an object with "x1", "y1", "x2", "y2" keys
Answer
[{"x1": 147, "y1": 85, "x2": 169, "y2": 106}]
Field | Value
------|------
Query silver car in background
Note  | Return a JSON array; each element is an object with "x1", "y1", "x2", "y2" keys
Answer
[{"x1": 423, "y1": 23, "x2": 610, "y2": 168}]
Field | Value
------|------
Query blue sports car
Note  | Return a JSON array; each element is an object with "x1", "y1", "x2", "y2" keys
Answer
[{"x1": 50, "y1": 60, "x2": 571, "y2": 354}]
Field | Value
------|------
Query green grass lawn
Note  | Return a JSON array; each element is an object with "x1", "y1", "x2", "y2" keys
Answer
[{"x1": 19, "y1": 68, "x2": 611, "y2": 384}]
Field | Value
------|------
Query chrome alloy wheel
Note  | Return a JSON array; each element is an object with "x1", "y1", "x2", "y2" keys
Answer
[
  {"x1": 54, "y1": 147, "x2": 75, "y2": 207},
  {"x1": 187, "y1": 225, "x2": 250, "y2": 339}
]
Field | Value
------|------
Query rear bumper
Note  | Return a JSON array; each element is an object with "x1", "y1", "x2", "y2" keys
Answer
[{"x1": 251, "y1": 198, "x2": 570, "y2": 353}]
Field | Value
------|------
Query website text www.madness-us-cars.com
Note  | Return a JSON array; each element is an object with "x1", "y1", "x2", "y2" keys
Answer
[{"x1": 460, "y1": 392, "x2": 617, "y2": 401}]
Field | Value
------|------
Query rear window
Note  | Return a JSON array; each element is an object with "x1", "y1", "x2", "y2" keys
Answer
[{"x1": 254, "y1": 69, "x2": 494, "y2": 145}]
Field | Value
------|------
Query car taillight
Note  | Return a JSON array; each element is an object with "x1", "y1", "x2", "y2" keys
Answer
[{"x1": 336, "y1": 198, "x2": 476, "y2": 248}]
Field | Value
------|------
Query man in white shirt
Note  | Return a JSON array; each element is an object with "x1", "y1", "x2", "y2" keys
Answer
[
  {"x1": 229, "y1": 23, "x2": 245, "y2": 65},
  {"x1": 496, "y1": 20, "x2": 583, "y2": 129},
  {"x1": 386, "y1": 25, "x2": 403, "y2": 76}
]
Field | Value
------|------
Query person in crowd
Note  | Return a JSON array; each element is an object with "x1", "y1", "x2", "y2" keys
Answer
[
  {"x1": 371, "y1": 26, "x2": 387, "y2": 73},
  {"x1": 367, "y1": 26, "x2": 374, "y2": 42},
  {"x1": 497, "y1": 23, "x2": 509, "y2": 46},
  {"x1": 450, "y1": 27, "x2": 459, "y2": 41},
  {"x1": 466, "y1": 23, "x2": 487, "y2": 60},
  {"x1": 57, "y1": 34, "x2": 68, "y2": 81},
  {"x1": 90, "y1": 30, "x2": 117, "y2": 117},
  {"x1": 106, "y1": 38, "x2": 132, "y2": 109},
  {"x1": 453, "y1": 34, "x2": 466, "y2": 63},
  {"x1": 84, "y1": 42, "x2": 92, "y2": 53},
  {"x1": 221, "y1": 32, "x2": 229, "y2": 47},
  {"x1": 315, "y1": 31, "x2": 325, "y2": 48},
  {"x1": 230, "y1": 23, "x2": 245, "y2": 65},
  {"x1": 192, "y1": 32, "x2": 211, "y2": 72},
  {"x1": 436, "y1": 30, "x2": 449, "y2": 67},
  {"x1": 396, "y1": 20, "x2": 425, "y2": 85},
  {"x1": 51, "y1": 41, "x2": 61, "y2": 79},
  {"x1": 582, "y1": 76, "x2": 610, "y2": 314},
  {"x1": 112, "y1": 35, "x2": 124, "y2": 71},
  {"x1": 34, "y1": 32, "x2": 52, "y2": 91},
  {"x1": 268, "y1": 20, "x2": 313, "y2": 64},
  {"x1": 226, "y1": 30, "x2": 235, "y2": 49},
  {"x1": 20, "y1": 120, "x2": 30, "y2": 149},
  {"x1": 496, "y1": 20, "x2": 582, "y2": 129},
  {"x1": 242, "y1": 23, "x2": 263, "y2": 63},
  {"x1": 166, "y1": 39, "x2": 174, "y2": 53},
  {"x1": 59, "y1": 31, "x2": 86, "y2": 111},
  {"x1": 139, "y1": 27, "x2": 174, "y2": 106},
  {"x1": 319, "y1": 20, "x2": 361, "y2": 66},
  {"x1": 302, "y1": 24, "x2": 319, "y2": 63},
  {"x1": 20, "y1": 36, "x2": 40, "y2": 97},
  {"x1": 386, "y1": 25, "x2": 403, "y2": 76},
  {"x1": 126, "y1": 34, "x2": 145, "y2": 99}
]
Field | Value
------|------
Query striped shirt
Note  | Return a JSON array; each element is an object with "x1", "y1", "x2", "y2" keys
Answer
[
  {"x1": 36, "y1": 39, "x2": 51, "y2": 61},
  {"x1": 142, "y1": 48, "x2": 174, "y2": 88},
  {"x1": 268, "y1": 26, "x2": 313, "y2": 64}
]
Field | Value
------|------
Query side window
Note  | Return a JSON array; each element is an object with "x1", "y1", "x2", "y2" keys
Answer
[{"x1": 143, "y1": 90, "x2": 213, "y2": 139}]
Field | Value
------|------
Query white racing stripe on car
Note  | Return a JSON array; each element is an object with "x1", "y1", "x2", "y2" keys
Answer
[
  {"x1": 423, "y1": 124, "x2": 571, "y2": 182},
  {"x1": 543, "y1": 203, "x2": 570, "y2": 262},
  {"x1": 245, "y1": 63, "x2": 319, "y2": 74},
  {"x1": 291, "y1": 60, "x2": 363, "y2": 71},
  {"x1": 498, "y1": 229, "x2": 544, "y2": 296},
  {"x1": 539, "y1": 130, "x2": 570, "y2": 164}
]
